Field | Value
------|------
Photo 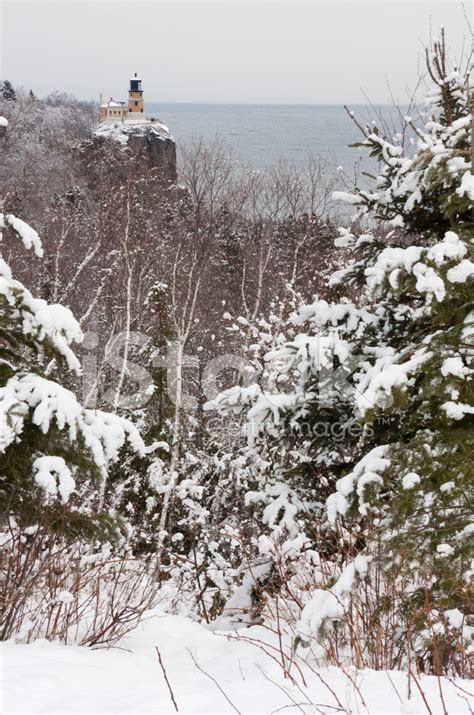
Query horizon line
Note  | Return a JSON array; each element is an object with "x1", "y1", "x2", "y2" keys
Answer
[{"x1": 89, "y1": 98, "x2": 411, "y2": 107}]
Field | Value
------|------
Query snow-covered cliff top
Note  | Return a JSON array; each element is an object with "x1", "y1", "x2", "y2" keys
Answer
[{"x1": 94, "y1": 118, "x2": 174, "y2": 145}]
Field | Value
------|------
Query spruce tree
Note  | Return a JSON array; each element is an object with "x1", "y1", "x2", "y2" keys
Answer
[
  {"x1": 102, "y1": 282, "x2": 174, "y2": 554},
  {"x1": 2, "y1": 80, "x2": 16, "y2": 102},
  {"x1": 0, "y1": 211, "x2": 145, "y2": 541},
  {"x1": 210, "y1": 32, "x2": 473, "y2": 673}
]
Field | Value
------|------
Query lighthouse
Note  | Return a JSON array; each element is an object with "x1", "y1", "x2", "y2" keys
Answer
[
  {"x1": 128, "y1": 73, "x2": 144, "y2": 115},
  {"x1": 98, "y1": 73, "x2": 148, "y2": 124}
]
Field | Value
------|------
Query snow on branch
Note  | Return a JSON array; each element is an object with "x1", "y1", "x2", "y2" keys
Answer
[
  {"x1": 0, "y1": 373, "x2": 146, "y2": 470},
  {"x1": 0, "y1": 212, "x2": 43, "y2": 257}
]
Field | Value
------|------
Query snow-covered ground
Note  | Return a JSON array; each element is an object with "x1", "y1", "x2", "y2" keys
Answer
[{"x1": 1, "y1": 611, "x2": 471, "y2": 714}]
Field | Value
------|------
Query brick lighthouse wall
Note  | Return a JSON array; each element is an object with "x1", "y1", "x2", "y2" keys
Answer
[{"x1": 128, "y1": 91, "x2": 144, "y2": 114}]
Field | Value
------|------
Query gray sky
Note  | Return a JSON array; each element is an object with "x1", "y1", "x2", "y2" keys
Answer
[{"x1": 1, "y1": 1, "x2": 470, "y2": 104}]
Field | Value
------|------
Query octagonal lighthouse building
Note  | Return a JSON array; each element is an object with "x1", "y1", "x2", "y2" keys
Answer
[{"x1": 99, "y1": 73, "x2": 148, "y2": 124}]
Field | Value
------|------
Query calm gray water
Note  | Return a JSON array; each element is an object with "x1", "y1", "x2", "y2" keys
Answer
[{"x1": 147, "y1": 103, "x2": 402, "y2": 175}]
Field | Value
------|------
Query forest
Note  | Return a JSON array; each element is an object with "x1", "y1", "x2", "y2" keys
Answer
[{"x1": 0, "y1": 30, "x2": 472, "y2": 714}]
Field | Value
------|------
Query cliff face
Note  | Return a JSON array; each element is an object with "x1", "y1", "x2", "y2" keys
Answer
[{"x1": 94, "y1": 120, "x2": 177, "y2": 183}]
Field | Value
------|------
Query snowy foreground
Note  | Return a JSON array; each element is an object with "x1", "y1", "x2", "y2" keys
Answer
[{"x1": 1, "y1": 611, "x2": 471, "y2": 714}]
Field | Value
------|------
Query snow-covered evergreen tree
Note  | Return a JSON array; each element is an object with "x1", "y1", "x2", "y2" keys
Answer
[
  {"x1": 0, "y1": 209, "x2": 146, "y2": 540},
  {"x1": 209, "y1": 32, "x2": 473, "y2": 673},
  {"x1": 2, "y1": 81, "x2": 16, "y2": 103}
]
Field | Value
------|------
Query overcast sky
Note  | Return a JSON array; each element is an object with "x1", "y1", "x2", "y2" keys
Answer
[{"x1": 0, "y1": 1, "x2": 469, "y2": 104}]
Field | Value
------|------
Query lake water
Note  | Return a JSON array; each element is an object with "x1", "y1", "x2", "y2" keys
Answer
[{"x1": 147, "y1": 102, "x2": 400, "y2": 176}]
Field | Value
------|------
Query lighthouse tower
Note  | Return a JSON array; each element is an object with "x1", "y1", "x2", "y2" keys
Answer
[{"x1": 128, "y1": 73, "x2": 144, "y2": 115}]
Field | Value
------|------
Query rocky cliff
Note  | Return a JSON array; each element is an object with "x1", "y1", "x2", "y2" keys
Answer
[{"x1": 94, "y1": 119, "x2": 177, "y2": 183}]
